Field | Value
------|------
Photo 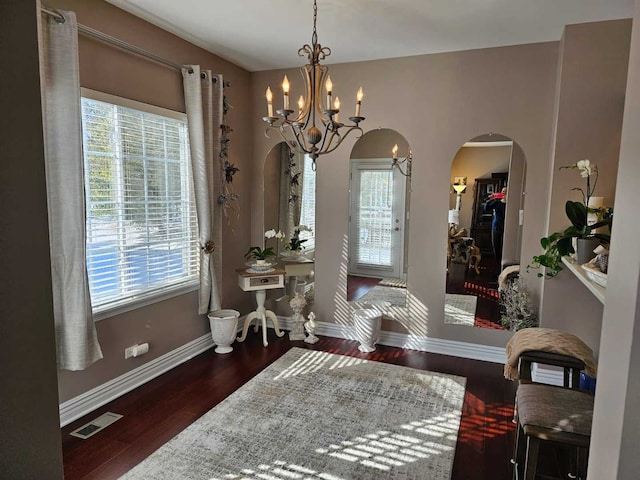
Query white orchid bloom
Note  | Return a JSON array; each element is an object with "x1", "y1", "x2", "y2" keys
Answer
[
  {"x1": 264, "y1": 229, "x2": 276, "y2": 238},
  {"x1": 576, "y1": 159, "x2": 592, "y2": 177},
  {"x1": 275, "y1": 231, "x2": 285, "y2": 239}
]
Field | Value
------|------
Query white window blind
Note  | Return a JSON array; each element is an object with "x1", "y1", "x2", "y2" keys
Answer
[
  {"x1": 81, "y1": 93, "x2": 198, "y2": 311},
  {"x1": 299, "y1": 154, "x2": 316, "y2": 250},
  {"x1": 356, "y1": 170, "x2": 393, "y2": 266}
]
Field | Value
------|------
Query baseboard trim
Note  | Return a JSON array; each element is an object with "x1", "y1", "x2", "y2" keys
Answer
[
  {"x1": 276, "y1": 316, "x2": 507, "y2": 364},
  {"x1": 59, "y1": 333, "x2": 215, "y2": 427}
]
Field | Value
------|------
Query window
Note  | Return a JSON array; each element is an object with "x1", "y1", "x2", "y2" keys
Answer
[
  {"x1": 81, "y1": 90, "x2": 198, "y2": 313},
  {"x1": 298, "y1": 154, "x2": 316, "y2": 250}
]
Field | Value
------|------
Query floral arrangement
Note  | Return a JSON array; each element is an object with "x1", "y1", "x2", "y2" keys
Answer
[
  {"x1": 528, "y1": 159, "x2": 612, "y2": 278},
  {"x1": 264, "y1": 225, "x2": 313, "y2": 252}
]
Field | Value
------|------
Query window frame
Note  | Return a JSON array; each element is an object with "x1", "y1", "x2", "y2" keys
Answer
[{"x1": 80, "y1": 88, "x2": 199, "y2": 321}]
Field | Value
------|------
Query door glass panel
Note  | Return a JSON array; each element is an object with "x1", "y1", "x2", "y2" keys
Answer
[{"x1": 356, "y1": 169, "x2": 394, "y2": 266}]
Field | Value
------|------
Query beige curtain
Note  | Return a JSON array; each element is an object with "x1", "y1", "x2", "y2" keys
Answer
[
  {"x1": 182, "y1": 66, "x2": 223, "y2": 314},
  {"x1": 41, "y1": 10, "x2": 103, "y2": 370},
  {"x1": 278, "y1": 145, "x2": 303, "y2": 239}
]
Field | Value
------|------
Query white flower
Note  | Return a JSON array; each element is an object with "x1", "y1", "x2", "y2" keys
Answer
[
  {"x1": 576, "y1": 159, "x2": 592, "y2": 177},
  {"x1": 275, "y1": 231, "x2": 285, "y2": 239},
  {"x1": 264, "y1": 229, "x2": 276, "y2": 238}
]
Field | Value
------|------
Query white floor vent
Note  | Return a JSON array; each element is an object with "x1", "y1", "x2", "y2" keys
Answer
[{"x1": 70, "y1": 412, "x2": 123, "y2": 439}]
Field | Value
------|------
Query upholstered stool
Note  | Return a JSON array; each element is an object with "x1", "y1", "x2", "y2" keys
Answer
[{"x1": 514, "y1": 383, "x2": 593, "y2": 480}]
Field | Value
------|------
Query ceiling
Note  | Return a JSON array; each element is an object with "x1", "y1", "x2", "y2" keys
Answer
[{"x1": 105, "y1": 0, "x2": 634, "y2": 72}]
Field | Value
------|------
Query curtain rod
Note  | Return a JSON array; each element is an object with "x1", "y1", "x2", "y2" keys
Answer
[{"x1": 41, "y1": 5, "x2": 187, "y2": 73}]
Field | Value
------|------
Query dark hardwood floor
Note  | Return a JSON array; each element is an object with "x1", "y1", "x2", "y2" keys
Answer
[
  {"x1": 347, "y1": 274, "x2": 381, "y2": 301},
  {"x1": 60, "y1": 333, "x2": 527, "y2": 480}
]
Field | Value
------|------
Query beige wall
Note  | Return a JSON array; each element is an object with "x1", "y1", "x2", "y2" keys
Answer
[
  {"x1": 0, "y1": 0, "x2": 63, "y2": 476},
  {"x1": 589, "y1": 1, "x2": 640, "y2": 477},
  {"x1": 539, "y1": 19, "x2": 631, "y2": 357},
  {"x1": 46, "y1": 0, "x2": 254, "y2": 402},
  {"x1": 251, "y1": 20, "x2": 631, "y2": 351},
  {"x1": 350, "y1": 128, "x2": 410, "y2": 159},
  {"x1": 252, "y1": 41, "x2": 559, "y2": 346}
]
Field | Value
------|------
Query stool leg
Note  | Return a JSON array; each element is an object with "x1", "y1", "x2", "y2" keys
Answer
[
  {"x1": 524, "y1": 436, "x2": 539, "y2": 480},
  {"x1": 571, "y1": 368, "x2": 581, "y2": 389},
  {"x1": 577, "y1": 447, "x2": 588, "y2": 479},
  {"x1": 512, "y1": 423, "x2": 525, "y2": 480},
  {"x1": 519, "y1": 359, "x2": 533, "y2": 382},
  {"x1": 568, "y1": 445, "x2": 577, "y2": 479}
]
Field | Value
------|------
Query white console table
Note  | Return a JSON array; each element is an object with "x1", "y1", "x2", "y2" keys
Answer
[{"x1": 236, "y1": 267, "x2": 286, "y2": 347}]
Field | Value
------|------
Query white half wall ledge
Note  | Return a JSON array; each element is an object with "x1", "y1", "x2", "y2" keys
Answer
[{"x1": 60, "y1": 316, "x2": 564, "y2": 426}]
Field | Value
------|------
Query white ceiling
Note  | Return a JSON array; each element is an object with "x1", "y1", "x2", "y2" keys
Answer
[{"x1": 105, "y1": 0, "x2": 634, "y2": 72}]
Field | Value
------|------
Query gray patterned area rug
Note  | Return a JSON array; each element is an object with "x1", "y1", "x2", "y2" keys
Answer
[
  {"x1": 444, "y1": 294, "x2": 478, "y2": 326},
  {"x1": 121, "y1": 348, "x2": 466, "y2": 480},
  {"x1": 356, "y1": 285, "x2": 408, "y2": 307}
]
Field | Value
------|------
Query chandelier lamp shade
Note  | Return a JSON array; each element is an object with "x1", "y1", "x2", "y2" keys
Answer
[
  {"x1": 391, "y1": 143, "x2": 412, "y2": 177},
  {"x1": 263, "y1": 0, "x2": 365, "y2": 164}
]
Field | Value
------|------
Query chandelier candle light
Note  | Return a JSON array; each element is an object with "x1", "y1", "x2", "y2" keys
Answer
[
  {"x1": 391, "y1": 143, "x2": 412, "y2": 177},
  {"x1": 263, "y1": 0, "x2": 365, "y2": 165}
]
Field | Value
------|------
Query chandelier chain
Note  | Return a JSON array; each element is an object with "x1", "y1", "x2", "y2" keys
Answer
[{"x1": 312, "y1": 0, "x2": 318, "y2": 46}]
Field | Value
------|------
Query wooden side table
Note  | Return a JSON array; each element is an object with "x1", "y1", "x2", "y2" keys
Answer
[{"x1": 236, "y1": 267, "x2": 286, "y2": 347}]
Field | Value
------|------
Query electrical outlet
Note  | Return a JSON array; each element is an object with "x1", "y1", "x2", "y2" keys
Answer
[
  {"x1": 125, "y1": 342, "x2": 150, "y2": 359},
  {"x1": 124, "y1": 345, "x2": 137, "y2": 359}
]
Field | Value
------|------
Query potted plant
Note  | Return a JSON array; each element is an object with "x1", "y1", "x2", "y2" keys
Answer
[
  {"x1": 285, "y1": 225, "x2": 312, "y2": 252},
  {"x1": 244, "y1": 246, "x2": 276, "y2": 265},
  {"x1": 245, "y1": 229, "x2": 285, "y2": 265},
  {"x1": 529, "y1": 159, "x2": 612, "y2": 278},
  {"x1": 280, "y1": 225, "x2": 312, "y2": 259}
]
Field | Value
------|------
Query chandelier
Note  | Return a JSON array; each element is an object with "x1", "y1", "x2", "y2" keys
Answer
[{"x1": 263, "y1": 0, "x2": 365, "y2": 164}]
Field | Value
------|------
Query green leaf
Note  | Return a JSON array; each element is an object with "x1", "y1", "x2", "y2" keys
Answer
[{"x1": 566, "y1": 201, "x2": 587, "y2": 229}]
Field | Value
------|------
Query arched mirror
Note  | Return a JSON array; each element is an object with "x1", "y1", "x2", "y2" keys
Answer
[
  {"x1": 346, "y1": 129, "x2": 411, "y2": 308},
  {"x1": 263, "y1": 142, "x2": 316, "y2": 301},
  {"x1": 444, "y1": 133, "x2": 526, "y2": 329}
]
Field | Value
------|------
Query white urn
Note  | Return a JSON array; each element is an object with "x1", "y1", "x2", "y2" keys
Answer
[{"x1": 207, "y1": 309, "x2": 240, "y2": 354}]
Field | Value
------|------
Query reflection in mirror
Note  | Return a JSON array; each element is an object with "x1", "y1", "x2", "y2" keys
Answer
[
  {"x1": 263, "y1": 142, "x2": 316, "y2": 301},
  {"x1": 346, "y1": 129, "x2": 411, "y2": 309},
  {"x1": 445, "y1": 134, "x2": 526, "y2": 329}
]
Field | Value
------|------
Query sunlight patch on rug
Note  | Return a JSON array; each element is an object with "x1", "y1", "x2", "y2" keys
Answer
[
  {"x1": 355, "y1": 285, "x2": 407, "y2": 307},
  {"x1": 121, "y1": 348, "x2": 466, "y2": 480},
  {"x1": 444, "y1": 293, "x2": 478, "y2": 326}
]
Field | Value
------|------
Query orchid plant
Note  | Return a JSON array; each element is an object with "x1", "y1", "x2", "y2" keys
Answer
[
  {"x1": 244, "y1": 229, "x2": 285, "y2": 262},
  {"x1": 529, "y1": 159, "x2": 612, "y2": 278},
  {"x1": 285, "y1": 225, "x2": 312, "y2": 251}
]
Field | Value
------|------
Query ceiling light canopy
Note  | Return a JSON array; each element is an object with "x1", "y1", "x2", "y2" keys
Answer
[{"x1": 262, "y1": 0, "x2": 365, "y2": 165}]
